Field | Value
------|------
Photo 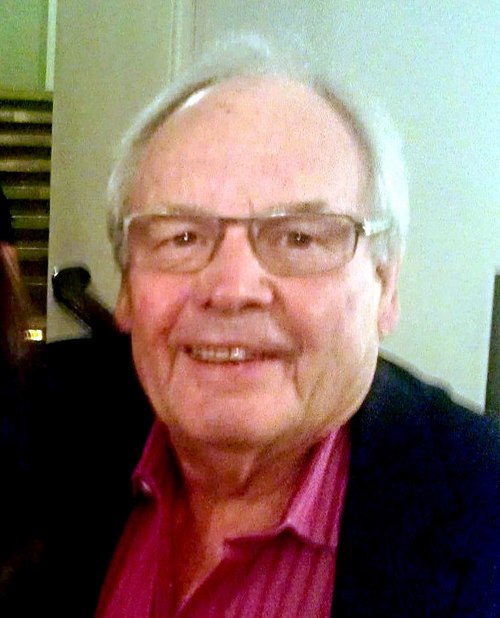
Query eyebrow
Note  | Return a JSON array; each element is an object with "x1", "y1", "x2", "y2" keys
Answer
[
  {"x1": 267, "y1": 200, "x2": 331, "y2": 216},
  {"x1": 142, "y1": 200, "x2": 333, "y2": 217}
]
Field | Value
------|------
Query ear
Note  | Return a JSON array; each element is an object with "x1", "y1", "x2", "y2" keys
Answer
[
  {"x1": 376, "y1": 257, "x2": 401, "y2": 339},
  {"x1": 114, "y1": 276, "x2": 133, "y2": 333}
]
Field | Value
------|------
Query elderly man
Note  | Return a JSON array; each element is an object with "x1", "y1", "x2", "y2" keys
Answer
[{"x1": 32, "y1": 43, "x2": 499, "y2": 617}]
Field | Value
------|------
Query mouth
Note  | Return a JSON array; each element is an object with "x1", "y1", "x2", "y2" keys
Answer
[{"x1": 184, "y1": 345, "x2": 277, "y2": 363}]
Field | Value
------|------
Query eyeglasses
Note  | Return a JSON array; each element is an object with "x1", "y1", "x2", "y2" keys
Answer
[{"x1": 122, "y1": 210, "x2": 391, "y2": 276}]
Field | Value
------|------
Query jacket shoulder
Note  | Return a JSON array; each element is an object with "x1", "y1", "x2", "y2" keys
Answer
[
  {"x1": 361, "y1": 356, "x2": 498, "y2": 463},
  {"x1": 333, "y1": 357, "x2": 499, "y2": 617}
]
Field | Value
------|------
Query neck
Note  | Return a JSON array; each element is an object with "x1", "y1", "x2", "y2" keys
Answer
[
  {"x1": 168, "y1": 434, "x2": 313, "y2": 605},
  {"x1": 170, "y1": 433, "x2": 311, "y2": 535}
]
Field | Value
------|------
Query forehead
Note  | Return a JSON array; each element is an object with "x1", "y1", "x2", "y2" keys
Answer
[{"x1": 130, "y1": 76, "x2": 367, "y2": 214}]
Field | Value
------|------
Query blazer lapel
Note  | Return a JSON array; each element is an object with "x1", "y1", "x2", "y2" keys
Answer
[{"x1": 331, "y1": 359, "x2": 464, "y2": 617}]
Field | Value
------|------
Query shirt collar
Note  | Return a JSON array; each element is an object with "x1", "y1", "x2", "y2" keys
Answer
[
  {"x1": 132, "y1": 419, "x2": 175, "y2": 501},
  {"x1": 280, "y1": 424, "x2": 350, "y2": 550}
]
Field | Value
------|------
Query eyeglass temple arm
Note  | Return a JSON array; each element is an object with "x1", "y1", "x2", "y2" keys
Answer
[{"x1": 360, "y1": 219, "x2": 392, "y2": 237}]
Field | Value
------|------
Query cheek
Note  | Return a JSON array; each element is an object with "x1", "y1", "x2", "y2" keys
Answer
[
  {"x1": 345, "y1": 285, "x2": 380, "y2": 334},
  {"x1": 286, "y1": 275, "x2": 381, "y2": 425},
  {"x1": 286, "y1": 272, "x2": 381, "y2": 367},
  {"x1": 288, "y1": 282, "x2": 359, "y2": 348},
  {"x1": 127, "y1": 275, "x2": 191, "y2": 408},
  {"x1": 127, "y1": 273, "x2": 190, "y2": 337}
]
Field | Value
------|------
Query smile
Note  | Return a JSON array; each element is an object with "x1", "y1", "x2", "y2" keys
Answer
[{"x1": 186, "y1": 346, "x2": 262, "y2": 363}]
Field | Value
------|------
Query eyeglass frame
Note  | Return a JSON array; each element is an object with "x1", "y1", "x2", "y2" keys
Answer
[{"x1": 120, "y1": 206, "x2": 392, "y2": 276}]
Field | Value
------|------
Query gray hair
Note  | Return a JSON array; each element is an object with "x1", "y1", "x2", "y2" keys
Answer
[{"x1": 107, "y1": 34, "x2": 409, "y2": 269}]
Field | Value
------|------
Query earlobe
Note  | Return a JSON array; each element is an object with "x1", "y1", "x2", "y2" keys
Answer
[
  {"x1": 114, "y1": 279, "x2": 132, "y2": 333},
  {"x1": 376, "y1": 258, "x2": 401, "y2": 338}
]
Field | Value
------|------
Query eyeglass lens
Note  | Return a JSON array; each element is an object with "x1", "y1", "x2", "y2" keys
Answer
[{"x1": 127, "y1": 214, "x2": 358, "y2": 275}]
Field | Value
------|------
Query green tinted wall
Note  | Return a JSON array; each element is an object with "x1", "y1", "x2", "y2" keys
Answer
[{"x1": 0, "y1": 0, "x2": 48, "y2": 91}]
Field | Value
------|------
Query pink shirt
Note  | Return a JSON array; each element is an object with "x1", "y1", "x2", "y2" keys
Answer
[{"x1": 96, "y1": 421, "x2": 350, "y2": 618}]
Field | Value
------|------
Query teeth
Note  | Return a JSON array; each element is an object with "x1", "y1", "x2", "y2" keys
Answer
[{"x1": 188, "y1": 346, "x2": 256, "y2": 363}]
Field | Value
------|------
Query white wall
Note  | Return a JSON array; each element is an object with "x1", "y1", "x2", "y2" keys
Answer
[
  {"x1": 192, "y1": 1, "x2": 499, "y2": 408},
  {"x1": 48, "y1": 0, "x2": 194, "y2": 338},
  {"x1": 48, "y1": 1, "x2": 498, "y2": 408}
]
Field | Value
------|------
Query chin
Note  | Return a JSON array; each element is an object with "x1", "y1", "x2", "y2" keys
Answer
[{"x1": 168, "y1": 403, "x2": 298, "y2": 451}]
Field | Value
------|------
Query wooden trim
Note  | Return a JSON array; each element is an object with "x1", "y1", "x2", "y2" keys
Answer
[
  {"x1": 0, "y1": 89, "x2": 53, "y2": 102},
  {"x1": 169, "y1": 0, "x2": 196, "y2": 80},
  {"x1": 45, "y1": 0, "x2": 58, "y2": 92}
]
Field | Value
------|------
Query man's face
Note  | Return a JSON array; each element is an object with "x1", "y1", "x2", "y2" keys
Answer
[{"x1": 116, "y1": 77, "x2": 399, "y2": 455}]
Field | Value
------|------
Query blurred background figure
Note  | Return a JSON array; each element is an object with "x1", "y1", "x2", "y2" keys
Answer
[
  {"x1": 0, "y1": 185, "x2": 30, "y2": 370},
  {"x1": 0, "y1": 184, "x2": 46, "y2": 613}
]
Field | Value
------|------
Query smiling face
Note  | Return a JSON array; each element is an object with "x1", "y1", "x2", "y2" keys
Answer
[{"x1": 116, "y1": 76, "x2": 400, "y2": 456}]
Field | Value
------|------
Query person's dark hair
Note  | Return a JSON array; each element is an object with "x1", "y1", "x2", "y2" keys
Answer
[{"x1": 0, "y1": 186, "x2": 14, "y2": 244}]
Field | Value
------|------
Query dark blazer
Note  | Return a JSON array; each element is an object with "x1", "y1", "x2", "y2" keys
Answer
[
  {"x1": 1, "y1": 336, "x2": 498, "y2": 617},
  {"x1": 333, "y1": 360, "x2": 499, "y2": 617}
]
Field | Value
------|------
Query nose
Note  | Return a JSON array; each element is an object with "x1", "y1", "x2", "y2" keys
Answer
[{"x1": 193, "y1": 225, "x2": 274, "y2": 312}]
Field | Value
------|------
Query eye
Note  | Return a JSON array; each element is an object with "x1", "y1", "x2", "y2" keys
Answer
[
  {"x1": 172, "y1": 230, "x2": 199, "y2": 246},
  {"x1": 153, "y1": 220, "x2": 210, "y2": 251},
  {"x1": 285, "y1": 231, "x2": 314, "y2": 247},
  {"x1": 257, "y1": 219, "x2": 324, "y2": 251}
]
